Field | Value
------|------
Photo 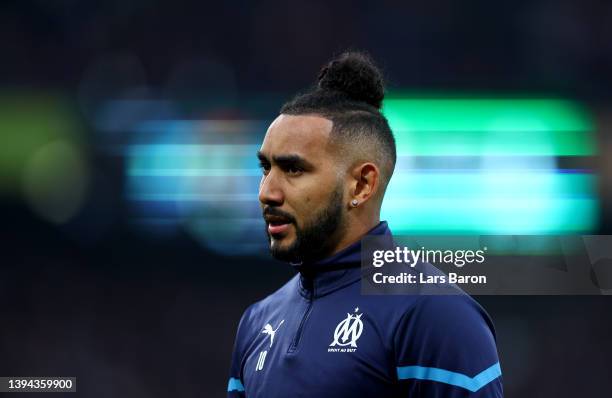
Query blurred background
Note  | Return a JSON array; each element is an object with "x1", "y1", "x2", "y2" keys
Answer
[{"x1": 1, "y1": 0, "x2": 612, "y2": 396}]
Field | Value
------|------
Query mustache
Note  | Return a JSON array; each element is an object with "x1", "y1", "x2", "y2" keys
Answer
[{"x1": 262, "y1": 207, "x2": 296, "y2": 224}]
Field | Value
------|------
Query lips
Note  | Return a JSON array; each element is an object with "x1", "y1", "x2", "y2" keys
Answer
[
  {"x1": 264, "y1": 214, "x2": 293, "y2": 236},
  {"x1": 268, "y1": 222, "x2": 290, "y2": 235}
]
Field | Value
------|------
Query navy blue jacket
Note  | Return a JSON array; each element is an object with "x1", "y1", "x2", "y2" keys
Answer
[{"x1": 228, "y1": 222, "x2": 503, "y2": 397}]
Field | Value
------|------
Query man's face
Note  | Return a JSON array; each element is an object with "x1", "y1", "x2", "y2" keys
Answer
[{"x1": 257, "y1": 114, "x2": 347, "y2": 263}]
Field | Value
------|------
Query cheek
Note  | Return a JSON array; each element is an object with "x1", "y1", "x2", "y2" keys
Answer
[{"x1": 288, "y1": 174, "x2": 338, "y2": 213}]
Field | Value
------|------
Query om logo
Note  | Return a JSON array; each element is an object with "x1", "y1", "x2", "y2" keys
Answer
[{"x1": 329, "y1": 308, "x2": 363, "y2": 348}]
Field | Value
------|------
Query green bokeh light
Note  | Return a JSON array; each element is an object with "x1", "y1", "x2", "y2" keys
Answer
[{"x1": 383, "y1": 98, "x2": 595, "y2": 156}]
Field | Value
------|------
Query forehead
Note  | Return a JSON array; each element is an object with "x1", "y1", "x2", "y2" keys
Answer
[{"x1": 260, "y1": 114, "x2": 334, "y2": 156}]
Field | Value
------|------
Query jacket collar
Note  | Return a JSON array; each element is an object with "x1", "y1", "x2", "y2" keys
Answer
[{"x1": 295, "y1": 221, "x2": 393, "y2": 298}]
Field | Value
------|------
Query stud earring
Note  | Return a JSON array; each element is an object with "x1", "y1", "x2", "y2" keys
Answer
[{"x1": 351, "y1": 199, "x2": 359, "y2": 207}]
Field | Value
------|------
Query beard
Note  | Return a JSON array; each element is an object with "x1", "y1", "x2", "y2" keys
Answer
[{"x1": 265, "y1": 184, "x2": 346, "y2": 264}]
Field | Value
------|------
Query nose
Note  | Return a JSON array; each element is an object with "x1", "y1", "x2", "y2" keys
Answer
[{"x1": 258, "y1": 170, "x2": 284, "y2": 206}]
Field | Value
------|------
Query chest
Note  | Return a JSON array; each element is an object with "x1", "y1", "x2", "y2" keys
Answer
[{"x1": 241, "y1": 297, "x2": 397, "y2": 398}]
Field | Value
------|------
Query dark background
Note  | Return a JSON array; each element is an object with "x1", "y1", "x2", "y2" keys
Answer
[{"x1": 2, "y1": 1, "x2": 612, "y2": 397}]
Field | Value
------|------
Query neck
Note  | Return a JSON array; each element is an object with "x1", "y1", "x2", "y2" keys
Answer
[{"x1": 327, "y1": 214, "x2": 380, "y2": 258}]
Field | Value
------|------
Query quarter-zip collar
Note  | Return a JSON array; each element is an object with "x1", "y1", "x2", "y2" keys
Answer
[{"x1": 294, "y1": 221, "x2": 393, "y2": 298}]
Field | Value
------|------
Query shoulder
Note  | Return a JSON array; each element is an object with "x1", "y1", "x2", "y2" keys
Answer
[
  {"x1": 391, "y1": 294, "x2": 503, "y2": 395},
  {"x1": 236, "y1": 273, "x2": 301, "y2": 331},
  {"x1": 393, "y1": 293, "x2": 497, "y2": 351},
  {"x1": 392, "y1": 294, "x2": 500, "y2": 383},
  {"x1": 363, "y1": 290, "x2": 495, "y2": 343},
  {"x1": 407, "y1": 294, "x2": 495, "y2": 335}
]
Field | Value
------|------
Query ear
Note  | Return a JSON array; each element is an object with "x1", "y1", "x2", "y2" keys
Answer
[{"x1": 350, "y1": 162, "x2": 380, "y2": 205}]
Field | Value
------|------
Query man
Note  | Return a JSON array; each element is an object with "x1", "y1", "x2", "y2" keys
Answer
[{"x1": 227, "y1": 52, "x2": 503, "y2": 397}]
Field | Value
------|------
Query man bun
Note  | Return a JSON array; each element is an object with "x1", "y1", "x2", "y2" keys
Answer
[{"x1": 317, "y1": 52, "x2": 385, "y2": 110}]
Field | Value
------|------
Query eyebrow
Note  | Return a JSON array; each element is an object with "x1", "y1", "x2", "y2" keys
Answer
[{"x1": 256, "y1": 151, "x2": 314, "y2": 169}]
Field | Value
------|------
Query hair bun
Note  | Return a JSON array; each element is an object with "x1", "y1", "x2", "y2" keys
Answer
[{"x1": 317, "y1": 52, "x2": 385, "y2": 109}]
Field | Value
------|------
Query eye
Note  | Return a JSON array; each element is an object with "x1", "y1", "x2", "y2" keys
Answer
[
  {"x1": 259, "y1": 162, "x2": 271, "y2": 175},
  {"x1": 286, "y1": 166, "x2": 303, "y2": 176}
]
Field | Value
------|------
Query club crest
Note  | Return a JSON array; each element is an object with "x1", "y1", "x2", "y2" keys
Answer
[{"x1": 328, "y1": 308, "x2": 363, "y2": 352}]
